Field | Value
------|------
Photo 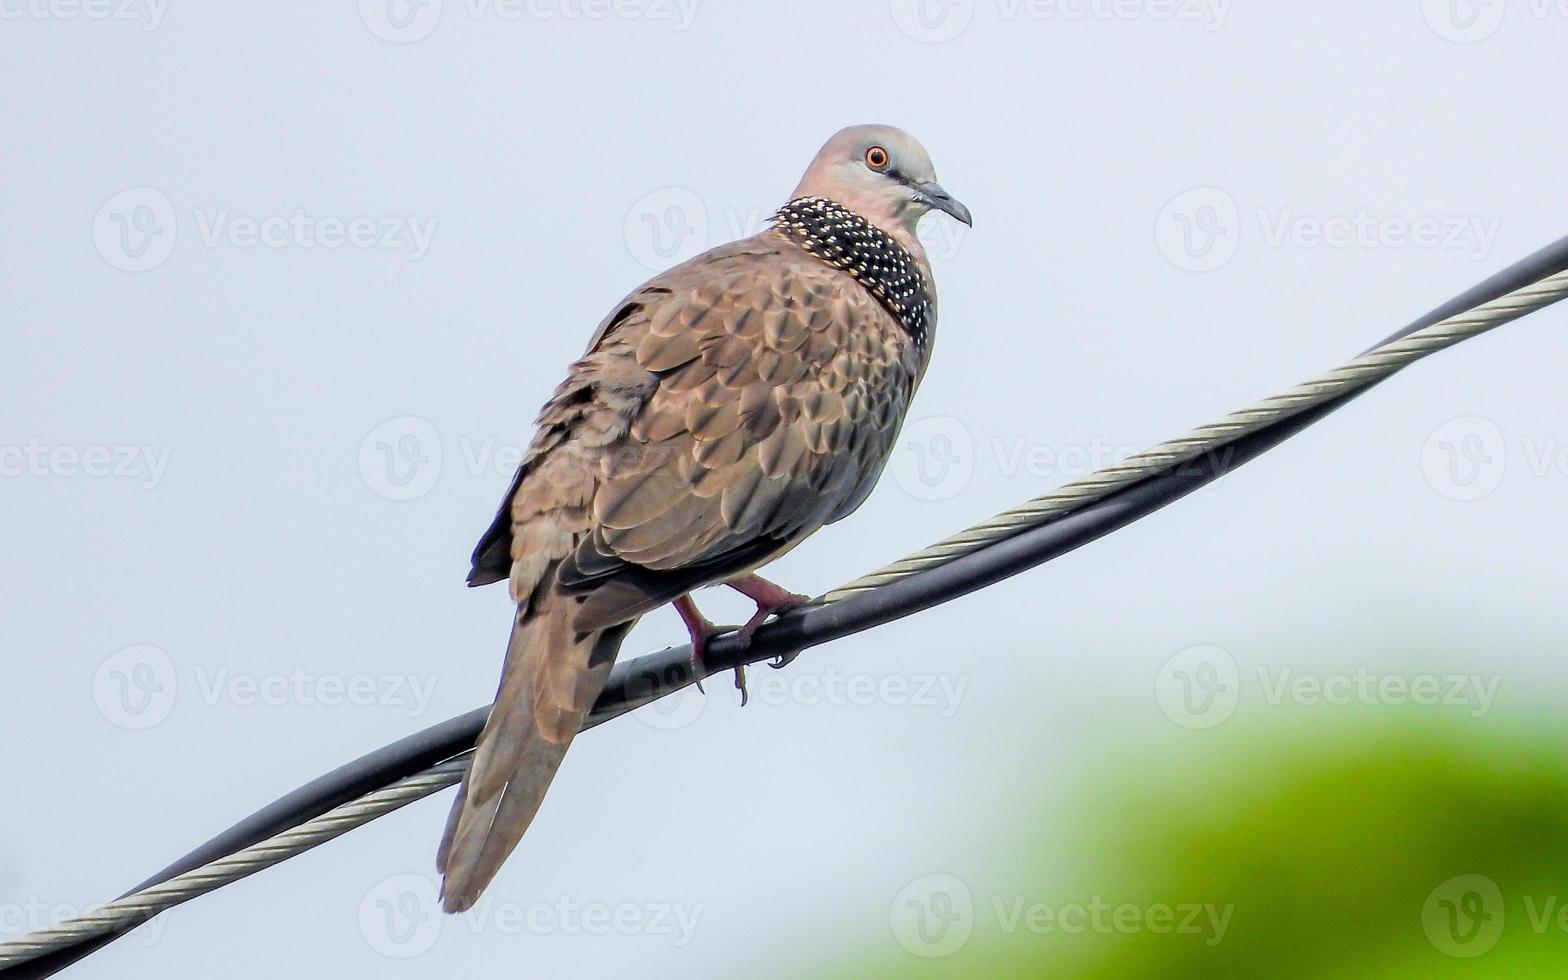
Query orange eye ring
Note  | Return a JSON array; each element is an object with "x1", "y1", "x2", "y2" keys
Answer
[{"x1": 865, "y1": 146, "x2": 890, "y2": 171}]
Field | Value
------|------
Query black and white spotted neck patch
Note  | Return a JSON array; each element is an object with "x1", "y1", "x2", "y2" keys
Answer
[{"x1": 772, "y1": 196, "x2": 933, "y2": 349}]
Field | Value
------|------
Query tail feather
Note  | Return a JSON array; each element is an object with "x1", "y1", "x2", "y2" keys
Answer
[{"x1": 437, "y1": 592, "x2": 626, "y2": 913}]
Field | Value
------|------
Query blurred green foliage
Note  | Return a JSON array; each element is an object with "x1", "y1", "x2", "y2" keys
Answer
[{"x1": 834, "y1": 712, "x2": 1568, "y2": 977}]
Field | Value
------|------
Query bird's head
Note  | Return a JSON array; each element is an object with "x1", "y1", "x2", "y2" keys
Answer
[{"x1": 790, "y1": 124, "x2": 972, "y2": 238}]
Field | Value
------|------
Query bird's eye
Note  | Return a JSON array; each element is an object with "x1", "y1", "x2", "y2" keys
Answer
[{"x1": 865, "y1": 146, "x2": 891, "y2": 171}]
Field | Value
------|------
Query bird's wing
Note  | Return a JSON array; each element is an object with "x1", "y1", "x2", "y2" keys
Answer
[{"x1": 470, "y1": 234, "x2": 923, "y2": 628}]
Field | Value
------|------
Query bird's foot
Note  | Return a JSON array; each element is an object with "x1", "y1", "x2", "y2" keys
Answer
[
  {"x1": 673, "y1": 579, "x2": 811, "y2": 700},
  {"x1": 728, "y1": 575, "x2": 812, "y2": 649},
  {"x1": 672, "y1": 595, "x2": 749, "y2": 704}
]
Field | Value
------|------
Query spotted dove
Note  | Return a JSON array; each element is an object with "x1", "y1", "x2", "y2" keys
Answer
[{"x1": 436, "y1": 124, "x2": 971, "y2": 912}]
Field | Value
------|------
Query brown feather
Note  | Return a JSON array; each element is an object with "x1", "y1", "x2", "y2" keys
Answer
[{"x1": 448, "y1": 217, "x2": 933, "y2": 909}]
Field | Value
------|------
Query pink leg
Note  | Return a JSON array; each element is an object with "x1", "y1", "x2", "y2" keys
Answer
[
  {"x1": 728, "y1": 575, "x2": 812, "y2": 646},
  {"x1": 672, "y1": 594, "x2": 749, "y2": 703},
  {"x1": 673, "y1": 594, "x2": 719, "y2": 675}
]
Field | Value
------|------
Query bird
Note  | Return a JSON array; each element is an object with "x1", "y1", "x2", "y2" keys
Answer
[{"x1": 436, "y1": 123, "x2": 971, "y2": 913}]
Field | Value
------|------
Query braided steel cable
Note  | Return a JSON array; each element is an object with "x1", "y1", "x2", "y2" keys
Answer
[
  {"x1": 6, "y1": 255, "x2": 1568, "y2": 974},
  {"x1": 0, "y1": 759, "x2": 469, "y2": 967},
  {"x1": 823, "y1": 266, "x2": 1568, "y2": 602}
]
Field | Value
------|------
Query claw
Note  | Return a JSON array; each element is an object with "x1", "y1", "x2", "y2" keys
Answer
[
  {"x1": 692, "y1": 633, "x2": 708, "y2": 695},
  {"x1": 673, "y1": 595, "x2": 716, "y2": 694},
  {"x1": 673, "y1": 579, "x2": 811, "y2": 703},
  {"x1": 673, "y1": 594, "x2": 750, "y2": 703}
]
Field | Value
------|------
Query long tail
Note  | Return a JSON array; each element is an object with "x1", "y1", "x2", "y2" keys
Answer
[{"x1": 436, "y1": 591, "x2": 627, "y2": 913}]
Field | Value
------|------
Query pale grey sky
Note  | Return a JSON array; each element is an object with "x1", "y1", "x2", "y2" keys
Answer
[{"x1": 4, "y1": 2, "x2": 1567, "y2": 976}]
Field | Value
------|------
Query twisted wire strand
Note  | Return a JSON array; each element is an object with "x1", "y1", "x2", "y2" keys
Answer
[
  {"x1": 0, "y1": 759, "x2": 470, "y2": 967},
  {"x1": 5, "y1": 266, "x2": 1567, "y2": 970},
  {"x1": 822, "y1": 268, "x2": 1568, "y2": 602}
]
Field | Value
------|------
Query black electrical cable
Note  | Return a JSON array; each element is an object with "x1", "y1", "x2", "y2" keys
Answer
[{"x1": 11, "y1": 232, "x2": 1568, "y2": 979}]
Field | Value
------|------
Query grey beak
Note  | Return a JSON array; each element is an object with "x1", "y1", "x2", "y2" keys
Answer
[{"x1": 916, "y1": 181, "x2": 973, "y2": 227}]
